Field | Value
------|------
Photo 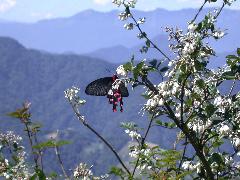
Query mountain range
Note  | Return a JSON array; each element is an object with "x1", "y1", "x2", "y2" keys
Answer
[
  {"x1": 0, "y1": 37, "x2": 177, "y2": 176},
  {"x1": 0, "y1": 8, "x2": 239, "y2": 61}
]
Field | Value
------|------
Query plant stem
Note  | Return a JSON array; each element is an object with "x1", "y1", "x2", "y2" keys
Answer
[
  {"x1": 130, "y1": 12, "x2": 171, "y2": 62},
  {"x1": 191, "y1": 0, "x2": 207, "y2": 23},
  {"x1": 70, "y1": 103, "x2": 131, "y2": 176},
  {"x1": 131, "y1": 114, "x2": 155, "y2": 177},
  {"x1": 143, "y1": 77, "x2": 215, "y2": 179},
  {"x1": 24, "y1": 123, "x2": 39, "y2": 170},
  {"x1": 54, "y1": 145, "x2": 70, "y2": 179}
]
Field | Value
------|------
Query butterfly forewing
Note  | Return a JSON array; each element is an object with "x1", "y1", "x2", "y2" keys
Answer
[{"x1": 85, "y1": 77, "x2": 112, "y2": 96}]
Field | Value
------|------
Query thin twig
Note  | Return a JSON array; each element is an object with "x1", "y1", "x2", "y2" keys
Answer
[
  {"x1": 131, "y1": 114, "x2": 155, "y2": 177},
  {"x1": 24, "y1": 123, "x2": 39, "y2": 170},
  {"x1": 178, "y1": 137, "x2": 188, "y2": 175},
  {"x1": 129, "y1": 12, "x2": 171, "y2": 61},
  {"x1": 70, "y1": 103, "x2": 131, "y2": 176},
  {"x1": 54, "y1": 145, "x2": 70, "y2": 179},
  {"x1": 191, "y1": 0, "x2": 207, "y2": 23},
  {"x1": 33, "y1": 133, "x2": 44, "y2": 171}
]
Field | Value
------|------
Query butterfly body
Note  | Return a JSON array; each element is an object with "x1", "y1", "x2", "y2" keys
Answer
[{"x1": 85, "y1": 75, "x2": 128, "y2": 112}]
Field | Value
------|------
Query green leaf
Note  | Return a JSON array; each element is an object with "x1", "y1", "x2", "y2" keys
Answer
[
  {"x1": 196, "y1": 22, "x2": 203, "y2": 31},
  {"x1": 7, "y1": 111, "x2": 22, "y2": 119},
  {"x1": 210, "y1": 153, "x2": 224, "y2": 165},
  {"x1": 210, "y1": 24, "x2": 215, "y2": 32},
  {"x1": 237, "y1": 48, "x2": 240, "y2": 56},
  {"x1": 110, "y1": 166, "x2": 125, "y2": 177},
  {"x1": 155, "y1": 120, "x2": 176, "y2": 129},
  {"x1": 30, "y1": 174, "x2": 38, "y2": 180},
  {"x1": 33, "y1": 140, "x2": 55, "y2": 149},
  {"x1": 196, "y1": 79, "x2": 205, "y2": 89},
  {"x1": 36, "y1": 169, "x2": 46, "y2": 180},
  {"x1": 160, "y1": 66, "x2": 169, "y2": 72},
  {"x1": 33, "y1": 140, "x2": 71, "y2": 149},
  {"x1": 55, "y1": 140, "x2": 71, "y2": 147},
  {"x1": 205, "y1": 104, "x2": 216, "y2": 117},
  {"x1": 149, "y1": 59, "x2": 157, "y2": 67},
  {"x1": 226, "y1": 55, "x2": 237, "y2": 60},
  {"x1": 123, "y1": 62, "x2": 133, "y2": 72},
  {"x1": 145, "y1": 40, "x2": 151, "y2": 47},
  {"x1": 48, "y1": 172, "x2": 58, "y2": 179}
]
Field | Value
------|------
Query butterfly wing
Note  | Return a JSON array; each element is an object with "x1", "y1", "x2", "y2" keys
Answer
[
  {"x1": 119, "y1": 83, "x2": 129, "y2": 97},
  {"x1": 85, "y1": 77, "x2": 112, "y2": 96}
]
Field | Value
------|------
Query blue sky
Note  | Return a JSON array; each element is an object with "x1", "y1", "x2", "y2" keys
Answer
[{"x1": 0, "y1": 0, "x2": 239, "y2": 22}]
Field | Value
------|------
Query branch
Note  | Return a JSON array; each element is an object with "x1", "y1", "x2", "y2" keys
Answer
[
  {"x1": 70, "y1": 103, "x2": 131, "y2": 176},
  {"x1": 178, "y1": 137, "x2": 188, "y2": 175},
  {"x1": 55, "y1": 145, "x2": 70, "y2": 179},
  {"x1": 129, "y1": 11, "x2": 171, "y2": 61},
  {"x1": 24, "y1": 123, "x2": 39, "y2": 170},
  {"x1": 131, "y1": 113, "x2": 155, "y2": 177},
  {"x1": 191, "y1": 0, "x2": 207, "y2": 23},
  {"x1": 33, "y1": 133, "x2": 44, "y2": 171},
  {"x1": 142, "y1": 76, "x2": 215, "y2": 179}
]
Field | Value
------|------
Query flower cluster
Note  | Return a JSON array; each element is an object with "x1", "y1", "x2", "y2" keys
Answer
[
  {"x1": 112, "y1": 0, "x2": 137, "y2": 8},
  {"x1": 122, "y1": 122, "x2": 141, "y2": 141},
  {"x1": 73, "y1": 163, "x2": 93, "y2": 179},
  {"x1": 64, "y1": 86, "x2": 86, "y2": 107},
  {"x1": 73, "y1": 163, "x2": 109, "y2": 180},
  {"x1": 0, "y1": 131, "x2": 22, "y2": 145},
  {"x1": 182, "y1": 161, "x2": 200, "y2": 173},
  {"x1": 0, "y1": 131, "x2": 31, "y2": 179},
  {"x1": 125, "y1": 129, "x2": 141, "y2": 140},
  {"x1": 116, "y1": 65, "x2": 128, "y2": 77}
]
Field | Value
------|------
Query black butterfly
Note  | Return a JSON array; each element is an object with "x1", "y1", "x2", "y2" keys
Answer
[{"x1": 85, "y1": 75, "x2": 129, "y2": 112}]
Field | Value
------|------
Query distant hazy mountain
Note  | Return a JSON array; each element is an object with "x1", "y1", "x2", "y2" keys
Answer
[
  {"x1": 85, "y1": 34, "x2": 171, "y2": 63},
  {"x1": 0, "y1": 37, "x2": 176, "y2": 175},
  {"x1": 0, "y1": 8, "x2": 239, "y2": 57}
]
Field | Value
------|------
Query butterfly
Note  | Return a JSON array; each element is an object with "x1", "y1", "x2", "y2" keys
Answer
[{"x1": 85, "y1": 75, "x2": 129, "y2": 112}]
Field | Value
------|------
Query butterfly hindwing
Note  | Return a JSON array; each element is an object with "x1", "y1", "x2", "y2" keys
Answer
[
  {"x1": 119, "y1": 83, "x2": 129, "y2": 97},
  {"x1": 85, "y1": 77, "x2": 113, "y2": 96}
]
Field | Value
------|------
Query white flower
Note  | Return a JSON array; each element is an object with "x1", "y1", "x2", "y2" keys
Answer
[
  {"x1": 125, "y1": 129, "x2": 130, "y2": 134},
  {"x1": 125, "y1": 129, "x2": 141, "y2": 140},
  {"x1": 175, "y1": 112, "x2": 181, "y2": 118},
  {"x1": 137, "y1": 17, "x2": 145, "y2": 24},
  {"x1": 182, "y1": 161, "x2": 195, "y2": 170},
  {"x1": 73, "y1": 163, "x2": 93, "y2": 179},
  {"x1": 188, "y1": 23, "x2": 197, "y2": 32},
  {"x1": 147, "y1": 166, "x2": 152, "y2": 170},
  {"x1": 232, "y1": 138, "x2": 240, "y2": 147},
  {"x1": 219, "y1": 124, "x2": 230, "y2": 135},
  {"x1": 118, "y1": 11, "x2": 130, "y2": 21},
  {"x1": 126, "y1": 0, "x2": 137, "y2": 7},
  {"x1": 214, "y1": 96, "x2": 222, "y2": 106},
  {"x1": 129, "y1": 148, "x2": 139, "y2": 158},
  {"x1": 213, "y1": 31, "x2": 225, "y2": 39},
  {"x1": 124, "y1": 23, "x2": 134, "y2": 30},
  {"x1": 158, "y1": 98, "x2": 164, "y2": 106},
  {"x1": 182, "y1": 42, "x2": 195, "y2": 55},
  {"x1": 129, "y1": 131, "x2": 141, "y2": 140},
  {"x1": 116, "y1": 65, "x2": 128, "y2": 77},
  {"x1": 112, "y1": 0, "x2": 122, "y2": 6},
  {"x1": 64, "y1": 86, "x2": 80, "y2": 101}
]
